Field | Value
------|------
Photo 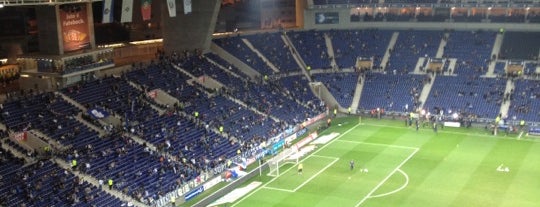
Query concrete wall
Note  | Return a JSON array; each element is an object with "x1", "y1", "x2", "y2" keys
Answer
[
  {"x1": 162, "y1": 0, "x2": 221, "y2": 53},
  {"x1": 303, "y1": 8, "x2": 540, "y2": 32},
  {"x1": 309, "y1": 82, "x2": 342, "y2": 111}
]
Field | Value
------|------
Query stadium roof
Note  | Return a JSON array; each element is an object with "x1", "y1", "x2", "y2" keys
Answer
[{"x1": 0, "y1": 0, "x2": 102, "y2": 7}]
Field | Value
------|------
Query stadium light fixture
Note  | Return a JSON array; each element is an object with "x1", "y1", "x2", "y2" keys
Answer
[
  {"x1": 0, "y1": 4, "x2": 4, "y2": 8},
  {"x1": 452, "y1": 113, "x2": 459, "y2": 119},
  {"x1": 451, "y1": 7, "x2": 455, "y2": 10},
  {"x1": 526, "y1": 7, "x2": 530, "y2": 10}
]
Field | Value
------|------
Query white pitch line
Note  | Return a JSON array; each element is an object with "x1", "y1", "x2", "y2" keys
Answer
[
  {"x1": 362, "y1": 123, "x2": 539, "y2": 143},
  {"x1": 293, "y1": 157, "x2": 339, "y2": 192},
  {"x1": 311, "y1": 154, "x2": 340, "y2": 160},
  {"x1": 355, "y1": 148, "x2": 419, "y2": 207},
  {"x1": 262, "y1": 186, "x2": 295, "y2": 193},
  {"x1": 369, "y1": 169, "x2": 409, "y2": 198},
  {"x1": 231, "y1": 123, "x2": 362, "y2": 207},
  {"x1": 336, "y1": 139, "x2": 419, "y2": 150}
]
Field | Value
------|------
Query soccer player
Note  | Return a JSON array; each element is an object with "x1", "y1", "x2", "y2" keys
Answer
[
  {"x1": 298, "y1": 163, "x2": 303, "y2": 175},
  {"x1": 415, "y1": 119, "x2": 420, "y2": 132},
  {"x1": 350, "y1": 160, "x2": 355, "y2": 170}
]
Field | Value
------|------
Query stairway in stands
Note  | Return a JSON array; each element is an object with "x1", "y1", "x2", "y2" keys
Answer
[
  {"x1": 380, "y1": 32, "x2": 399, "y2": 70},
  {"x1": 242, "y1": 38, "x2": 281, "y2": 73},
  {"x1": 419, "y1": 74, "x2": 436, "y2": 109},
  {"x1": 485, "y1": 32, "x2": 505, "y2": 77},
  {"x1": 350, "y1": 74, "x2": 365, "y2": 113},
  {"x1": 323, "y1": 33, "x2": 338, "y2": 70},
  {"x1": 499, "y1": 79, "x2": 515, "y2": 117}
]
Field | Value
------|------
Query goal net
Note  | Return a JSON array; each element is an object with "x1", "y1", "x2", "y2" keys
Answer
[{"x1": 267, "y1": 147, "x2": 298, "y2": 177}]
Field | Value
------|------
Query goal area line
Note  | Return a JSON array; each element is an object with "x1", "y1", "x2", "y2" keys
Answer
[{"x1": 264, "y1": 156, "x2": 339, "y2": 193}]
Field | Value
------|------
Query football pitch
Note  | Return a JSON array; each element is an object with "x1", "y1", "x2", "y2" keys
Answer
[{"x1": 226, "y1": 117, "x2": 540, "y2": 207}]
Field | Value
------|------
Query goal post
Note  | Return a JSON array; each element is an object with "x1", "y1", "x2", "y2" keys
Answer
[{"x1": 267, "y1": 147, "x2": 297, "y2": 177}]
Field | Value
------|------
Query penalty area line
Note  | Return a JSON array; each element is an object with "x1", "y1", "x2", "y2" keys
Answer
[
  {"x1": 293, "y1": 157, "x2": 339, "y2": 192},
  {"x1": 230, "y1": 123, "x2": 362, "y2": 207},
  {"x1": 369, "y1": 169, "x2": 409, "y2": 198},
  {"x1": 262, "y1": 186, "x2": 294, "y2": 193},
  {"x1": 336, "y1": 139, "x2": 419, "y2": 150}
]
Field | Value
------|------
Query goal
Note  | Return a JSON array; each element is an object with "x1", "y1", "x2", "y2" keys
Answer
[{"x1": 267, "y1": 147, "x2": 298, "y2": 177}]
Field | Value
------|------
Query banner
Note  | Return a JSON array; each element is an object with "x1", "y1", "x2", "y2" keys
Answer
[
  {"x1": 121, "y1": 0, "x2": 133, "y2": 23},
  {"x1": 141, "y1": 0, "x2": 152, "y2": 21},
  {"x1": 529, "y1": 128, "x2": 540, "y2": 136},
  {"x1": 59, "y1": 4, "x2": 90, "y2": 52},
  {"x1": 102, "y1": 0, "x2": 114, "y2": 23},
  {"x1": 147, "y1": 89, "x2": 157, "y2": 99},
  {"x1": 14, "y1": 131, "x2": 27, "y2": 142},
  {"x1": 183, "y1": 0, "x2": 192, "y2": 14},
  {"x1": 167, "y1": 0, "x2": 176, "y2": 17},
  {"x1": 87, "y1": 108, "x2": 110, "y2": 119},
  {"x1": 295, "y1": 132, "x2": 318, "y2": 149},
  {"x1": 184, "y1": 185, "x2": 204, "y2": 201}
]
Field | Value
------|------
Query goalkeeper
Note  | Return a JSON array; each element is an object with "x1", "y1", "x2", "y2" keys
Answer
[{"x1": 298, "y1": 163, "x2": 303, "y2": 175}]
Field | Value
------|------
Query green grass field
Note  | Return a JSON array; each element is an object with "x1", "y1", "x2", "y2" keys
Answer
[{"x1": 222, "y1": 117, "x2": 540, "y2": 207}]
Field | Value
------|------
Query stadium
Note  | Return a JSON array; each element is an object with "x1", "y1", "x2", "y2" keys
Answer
[{"x1": 0, "y1": 0, "x2": 539, "y2": 207}]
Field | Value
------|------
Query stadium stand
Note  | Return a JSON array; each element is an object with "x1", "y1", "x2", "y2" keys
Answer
[
  {"x1": 0, "y1": 160, "x2": 124, "y2": 207},
  {"x1": 328, "y1": 29, "x2": 393, "y2": 68},
  {"x1": 213, "y1": 36, "x2": 275, "y2": 75},
  {"x1": 244, "y1": 33, "x2": 300, "y2": 73},
  {"x1": 313, "y1": 72, "x2": 360, "y2": 108},
  {"x1": 499, "y1": 32, "x2": 540, "y2": 60},
  {"x1": 387, "y1": 30, "x2": 443, "y2": 73},
  {"x1": 286, "y1": 30, "x2": 332, "y2": 69},
  {"x1": 424, "y1": 76, "x2": 506, "y2": 119},
  {"x1": 508, "y1": 79, "x2": 540, "y2": 122},
  {"x1": 494, "y1": 62, "x2": 506, "y2": 76},
  {"x1": 3, "y1": 26, "x2": 540, "y2": 207},
  {"x1": 359, "y1": 72, "x2": 427, "y2": 112},
  {"x1": 443, "y1": 31, "x2": 496, "y2": 75}
]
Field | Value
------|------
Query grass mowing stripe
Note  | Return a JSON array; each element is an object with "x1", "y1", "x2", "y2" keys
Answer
[
  {"x1": 500, "y1": 143, "x2": 540, "y2": 207},
  {"x1": 355, "y1": 147, "x2": 419, "y2": 207},
  {"x1": 231, "y1": 123, "x2": 362, "y2": 207},
  {"x1": 450, "y1": 139, "x2": 534, "y2": 207},
  {"x1": 293, "y1": 157, "x2": 339, "y2": 192},
  {"x1": 399, "y1": 133, "x2": 495, "y2": 207}
]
